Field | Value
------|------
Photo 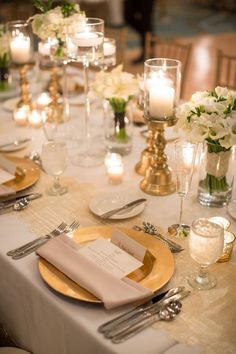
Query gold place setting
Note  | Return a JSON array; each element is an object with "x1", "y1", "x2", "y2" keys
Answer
[{"x1": 0, "y1": 1, "x2": 236, "y2": 354}]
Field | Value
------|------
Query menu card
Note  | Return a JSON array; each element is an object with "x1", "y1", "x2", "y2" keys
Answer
[{"x1": 78, "y1": 229, "x2": 147, "y2": 278}]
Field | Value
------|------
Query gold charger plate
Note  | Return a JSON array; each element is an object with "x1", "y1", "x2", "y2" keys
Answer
[
  {"x1": 2, "y1": 156, "x2": 40, "y2": 193},
  {"x1": 38, "y1": 226, "x2": 175, "y2": 303}
]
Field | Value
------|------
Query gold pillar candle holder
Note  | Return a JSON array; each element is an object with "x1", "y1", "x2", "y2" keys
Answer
[
  {"x1": 140, "y1": 117, "x2": 177, "y2": 195},
  {"x1": 135, "y1": 128, "x2": 157, "y2": 176},
  {"x1": 140, "y1": 58, "x2": 181, "y2": 196},
  {"x1": 16, "y1": 64, "x2": 33, "y2": 112},
  {"x1": 47, "y1": 65, "x2": 64, "y2": 124}
]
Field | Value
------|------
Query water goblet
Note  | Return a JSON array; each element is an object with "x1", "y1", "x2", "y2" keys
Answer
[
  {"x1": 188, "y1": 218, "x2": 224, "y2": 290},
  {"x1": 41, "y1": 141, "x2": 68, "y2": 196},
  {"x1": 168, "y1": 140, "x2": 197, "y2": 237}
]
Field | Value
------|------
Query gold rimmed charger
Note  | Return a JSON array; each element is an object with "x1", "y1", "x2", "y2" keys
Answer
[
  {"x1": 38, "y1": 226, "x2": 175, "y2": 303},
  {"x1": 2, "y1": 156, "x2": 40, "y2": 193}
]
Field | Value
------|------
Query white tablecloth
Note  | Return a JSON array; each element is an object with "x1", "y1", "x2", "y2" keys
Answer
[{"x1": 0, "y1": 93, "x2": 235, "y2": 354}]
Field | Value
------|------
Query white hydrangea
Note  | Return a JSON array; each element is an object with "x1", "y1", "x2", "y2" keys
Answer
[
  {"x1": 29, "y1": 4, "x2": 85, "y2": 41},
  {"x1": 176, "y1": 86, "x2": 236, "y2": 149}
]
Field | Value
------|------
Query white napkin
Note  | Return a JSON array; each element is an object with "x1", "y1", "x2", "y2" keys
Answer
[
  {"x1": 0, "y1": 155, "x2": 17, "y2": 175},
  {"x1": 37, "y1": 234, "x2": 152, "y2": 309}
]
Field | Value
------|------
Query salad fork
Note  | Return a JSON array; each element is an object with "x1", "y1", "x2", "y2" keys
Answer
[
  {"x1": 7, "y1": 222, "x2": 67, "y2": 257},
  {"x1": 11, "y1": 220, "x2": 80, "y2": 259}
]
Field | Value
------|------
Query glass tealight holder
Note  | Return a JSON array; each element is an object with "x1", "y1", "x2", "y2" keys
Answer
[
  {"x1": 144, "y1": 58, "x2": 181, "y2": 121},
  {"x1": 218, "y1": 231, "x2": 235, "y2": 263},
  {"x1": 104, "y1": 152, "x2": 124, "y2": 184}
]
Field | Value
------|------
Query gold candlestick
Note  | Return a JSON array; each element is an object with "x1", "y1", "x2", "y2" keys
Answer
[
  {"x1": 47, "y1": 66, "x2": 64, "y2": 124},
  {"x1": 140, "y1": 117, "x2": 177, "y2": 195},
  {"x1": 16, "y1": 64, "x2": 33, "y2": 112},
  {"x1": 135, "y1": 128, "x2": 157, "y2": 176}
]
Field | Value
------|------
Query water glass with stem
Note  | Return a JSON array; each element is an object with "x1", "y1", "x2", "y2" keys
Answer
[
  {"x1": 188, "y1": 218, "x2": 224, "y2": 290},
  {"x1": 41, "y1": 141, "x2": 68, "y2": 196},
  {"x1": 168, "y1": 140, "x2": 197, "y2": 237}
]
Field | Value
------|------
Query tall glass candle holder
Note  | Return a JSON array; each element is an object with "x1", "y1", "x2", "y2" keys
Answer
[
  {"x1": 67, "y1": 17, "x2": 104, "y2": 167},
  {"x1": 140, "y1": 58, "x2": 181, "y2": 196},
  {"x1": 7, "y1": 20, "x2": 34, "y2": 117}
]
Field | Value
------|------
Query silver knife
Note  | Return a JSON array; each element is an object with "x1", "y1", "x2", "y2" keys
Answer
[
  {"x1": 0, "y1": 193, "x2": 42, "y2": 210},
  {"x1": 0, "y1": 138, "x2": 31, "y2": 150},
  {"x1": 99, "y1": 198, "x2": 147, "y2": 219},
  {"x1": 98, "y1": 286, "x2": 185, "y2": 334},
  {"x1": 105, "y1": 290, "x2": 190, "y2": 339}
]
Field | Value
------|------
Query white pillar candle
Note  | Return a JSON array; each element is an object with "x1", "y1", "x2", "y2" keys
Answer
[
  {"x1": 103, "y1": 41, "x2": 116, "y2": 56},
  {"x1": 13, "y1": 106, "x2": 28, "y2": 126},
  {"x1": 28, "y1": 109, "x2": 42, "y2": 128},
  {"x1": 36, "y1": 93, "x2": 51, "y2": 110},
  {"x1": 10, "y1": 34, "x2": 31, "y2": 64},
  {"x1": 76, "y1": 32, "x2": 102, "y2": 47},
  {"x1": 149, "y1": 86, "x2": 175, "y2": 119}
]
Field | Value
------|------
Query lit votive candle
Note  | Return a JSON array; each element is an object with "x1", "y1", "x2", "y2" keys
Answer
[
  {"x1": 218, "y1": 230, "x2": 236, "y2": 263},
  {"x1": 105, "y1": 153, "x2": 124, "y2": 184},
  {"x1": 76, "y1": 32, "x2": 102, "y2": 46},
  {"x1": 13, "y1": 106, "x2": 29, "y2": 126},
  {"x1": 149, "y1": 85, "x2": 175, "y2": 119},
  {"x1": 209, "y1": 216, "x2": 231, "y2": 230},
  {"x1": 28, "y1": 109, "x2": 42, "y2": 128},
  {"x1": 103, "y1": 40, "x2": 116, "y2": 57},
  {"x1": 10, "y1": 33, "x2": 31, "y2": 64},
  {"x1": 36, "y1": 93, "x2": 51, "y2": 110}
]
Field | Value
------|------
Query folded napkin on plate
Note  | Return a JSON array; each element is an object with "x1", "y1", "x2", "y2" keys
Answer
[
  {"x1": 0, "y1": 155, "x2": 24, "y2": 177},
  {"x1": 0, "y1": 184, "x2": 15, "y2": 197},
  {"x1": 37, "y1": 234, "x2": 152, "y2": 309}
]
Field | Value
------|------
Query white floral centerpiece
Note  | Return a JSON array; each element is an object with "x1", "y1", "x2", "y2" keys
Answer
[
  {"x1": 29, "y1": 0, "x2": 85, "y2": 58},
  {"x1": 91, "y1": 64, "x2": 139, "y2": 142},
  {"x1": 176, "y1": 86, "x2": 236, "y2": 205}
]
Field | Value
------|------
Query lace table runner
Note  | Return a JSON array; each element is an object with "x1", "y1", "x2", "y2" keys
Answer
[{"x1": 16, "y1": 173, "x2": 236, "y2": 354}]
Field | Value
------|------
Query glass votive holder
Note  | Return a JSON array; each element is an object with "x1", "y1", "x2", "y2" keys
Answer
[
  {"x1": 36, "y1": 92, "x2": 51, "y2": 111},
  {"x1": 104, "y1": 152, "x2": 124, "y2": 184},
  {"x1": 13, "y1": 106, "x2": 29, "y2": 126},
  {"x1": 209, "y1": 216, "x2": 231, "y2": 230},
  {"x1": 28, "y1": 109, "x2": 42, "y2": 128},
  {"x1": 217, "y1": 230, "x2": 236, "y2": 263}
]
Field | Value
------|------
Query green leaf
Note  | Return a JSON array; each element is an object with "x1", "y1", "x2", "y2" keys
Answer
[{"x1": 32, "y1": 0, "x2": 54, "y2": 13}]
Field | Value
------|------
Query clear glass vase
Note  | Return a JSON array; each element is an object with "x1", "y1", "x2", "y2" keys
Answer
[
  {"x1": 104, "y1": 100, "x2": 133, "y2": 156},
  {"x1": 197, "y1": 141, "x2": 236, "y2": 207}
]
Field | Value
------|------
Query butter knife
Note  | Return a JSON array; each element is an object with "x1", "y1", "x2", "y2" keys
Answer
[
  {"x1": 106, "y1": 290, "x2": 190, "y2": 339},
  {"x1": 98, "y1": 286, "x2": 185, "y2": 334},
  {"x1": 99, "y1": 198, "x2": 147, "y2": 219},
  {"x1": 0, "y1": 138, "x2": 31, "y2": 150},
  {"x1": 0, "y1": 193, "x2": 42, "y2": 210}
]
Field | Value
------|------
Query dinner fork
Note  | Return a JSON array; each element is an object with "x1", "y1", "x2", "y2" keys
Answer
[
  {"x1": 7, "y1": 222, "x2": 67, "y2": 257},
  {"x1": 11, "y1": 220, "x2": 80, "y2": 259}
]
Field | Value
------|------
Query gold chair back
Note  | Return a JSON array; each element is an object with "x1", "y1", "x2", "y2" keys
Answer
[{"x1": 215, "y1": 50, "x2": 236, "y2": 90}]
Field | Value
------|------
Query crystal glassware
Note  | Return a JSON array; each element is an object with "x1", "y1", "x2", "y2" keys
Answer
[
  {"x1": 41, "y1": 141, "x2": 68, "y2": 196},
  {"x1": 188, "y1": 218, "x2": 224, "y2": 290},
  {"x1": 168, "y1": 140, "x2": 197, "y2": 237},
  {"x1": 67, "y1": 17, "x2": 104, "y2": 167}
]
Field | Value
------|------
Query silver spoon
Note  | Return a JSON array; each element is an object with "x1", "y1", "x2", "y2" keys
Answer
[{"x1": 13, "y1": 198, "x2": 29, "y2": 211}]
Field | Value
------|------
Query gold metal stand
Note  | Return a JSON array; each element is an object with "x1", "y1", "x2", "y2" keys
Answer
[
  {"x1": 16, "y1": 65, "x2": 33, "y2": 112},
  {"x1": 135, "y1": 128, "x2": 157, "y2": 176},
  {"x1": 140, "y1": 117, "x2": 177, "y2": 196},
  {"x1": 47, "y1": 65, "x2": 64, "y2": 123}
]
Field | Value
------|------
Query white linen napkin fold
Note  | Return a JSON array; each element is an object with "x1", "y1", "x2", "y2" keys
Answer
[
  {"x1": 37, "y1": 234, "x2": 152, "y2": 309},
  {"x1": 0, "y1": 155, "x2": 17, "y2": 175}
]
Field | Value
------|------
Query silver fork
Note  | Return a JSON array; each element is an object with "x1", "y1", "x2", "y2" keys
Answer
[
  {"x1": 12, "y1": 220, "x2": 80, "y2": 259},
  {"x1": 7, "y1": 222, "x2": 67, "y2": 257},
  {"x1": 133, "y1": 222, "x2": 184, "y2": 253}
]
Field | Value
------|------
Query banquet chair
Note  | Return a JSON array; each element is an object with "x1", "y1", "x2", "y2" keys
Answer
[
  {"x1": 105, "y1": 27, "x2": 128, "y2": 66},
  {"x1": 215, "y1": 49, "x2": 236, "y2": 90},
  {"x1": 0, "y1": 348, "x2": 32, "y2": 354},
  {"x1": 144, "y1": 32, "x2": 192, "y2": 97}
]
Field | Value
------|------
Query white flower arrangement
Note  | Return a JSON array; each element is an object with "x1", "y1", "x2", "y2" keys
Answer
[
  {"x1": 91, "y1": 64, "x2": 139, "y2": 112},
  {"x1": 176, "y1": 86, "x2": 236, "y2": 149},
  {"x1": 0, "y1": 25, "x2": 9, "y2": 67},
  {"x1": 30, "y1": 4, "x2": 85, "y2": 41}
]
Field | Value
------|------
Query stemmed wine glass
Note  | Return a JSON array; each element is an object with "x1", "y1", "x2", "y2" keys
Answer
[
  {"x1": 41, "y1": 141, "x2": 68, "y2": 196},
  {"x1": 168, "y1": 140, "x2": 197, "y2": 237},
  {"x1": 67, "y1": 17, "x2": 104, "y2": 167},
  {"x1": 188, "y1": 218, "x2": 224, "y2": 290}
]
